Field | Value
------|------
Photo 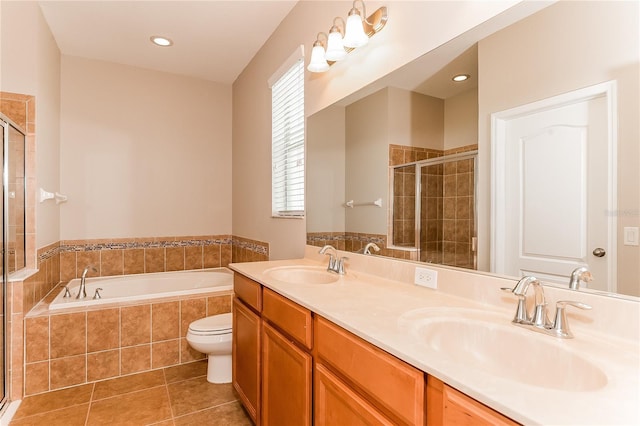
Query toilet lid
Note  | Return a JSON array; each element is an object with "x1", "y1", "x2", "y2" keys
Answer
[{"x1": 189, "y1": 313, "x2": 232, "y2": 334}]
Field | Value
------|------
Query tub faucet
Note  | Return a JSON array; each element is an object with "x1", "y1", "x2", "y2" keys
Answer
[
  {"x1": 318, "y1": 245, "x2": 348, "y2": 275},
  {"x1": 362, "y1": 243, "x2": 381, "y2": 255},
  {"x1": 568, "y1": 266, "x2": 592, "y2": 290},
  {"x1": 76, "y1": 265, "x2": 98, "y2": 299}
]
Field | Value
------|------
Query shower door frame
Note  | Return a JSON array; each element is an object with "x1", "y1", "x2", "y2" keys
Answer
[
  {"x1": 0, "y1": 113, "x2": 24, "y2": 411},
  {"x1": 391, "y1": 150, "x2": 478, "y2": 266}
]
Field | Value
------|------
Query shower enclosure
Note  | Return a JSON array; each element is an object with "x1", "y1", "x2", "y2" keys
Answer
[
  {"x1": 0, "y1": 113, "x2": 26, "y2": 410},
  {"x1": 392, "y1": 151, "x2": 477, "y2": 269}
]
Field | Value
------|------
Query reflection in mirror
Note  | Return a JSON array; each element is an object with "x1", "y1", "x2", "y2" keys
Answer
[
  {"x1": 8, "y1": 122, "x2": 26, "y2": 273},
  {"x1": 307, "y1": 1, "x2": 639, "y2": 298}
]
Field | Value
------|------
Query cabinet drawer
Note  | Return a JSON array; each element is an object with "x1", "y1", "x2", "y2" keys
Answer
[
  {"x1": 316, "y1": 316, "x2": 424, "y2": 425},
  {"x1": 315, "y1": 363, "x2": 394, "y2": 426},
  {"x1": 428, "y1": 376, "x2": 519, "y2": 426},
  {"x1": 234, "y1": 273, "x2": 262, "y2": 311},
  {"x1": 262, "y1": 287, "x2": 313, "y2": 349}
]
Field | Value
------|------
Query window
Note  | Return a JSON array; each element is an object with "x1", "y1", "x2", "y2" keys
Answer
[{"x1": 271, "y1": 48, "x2": 305, "y2": 217}]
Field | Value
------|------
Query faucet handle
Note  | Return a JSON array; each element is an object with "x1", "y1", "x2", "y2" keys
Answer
[
  {"x1": 500, "y1": 287, "x2": 530, "y2": 324},
  {"x1": 336, "y1": 256, "x2": 349, "y2": 275},
  {"x1": 93, "y1": 288, "x2": 103, "y2": 300},
  {"x1": 63, "y1": 286, "x2": 72, "y2": 298},
  {"x1": 550, "y1": 300, "x2": 592, "y2": 338}
]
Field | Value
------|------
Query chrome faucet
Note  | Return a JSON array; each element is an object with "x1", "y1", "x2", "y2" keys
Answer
[
  {"x1": 505, "y1": 276, "x2": 551, "y2": 327},
  {"x1": 502, "y1": 276, "x2": 591, "y2": 338},
  {"x1": 362, "y1": 243, "x2": 381, "y2": 255},
  {"x1": 76, "y1": 265, "x2": 98, "y2": 299},
  {"x1": 568, "y1": 266, "x2": 592, "y2": 290},
  {"x1": 318, "y1": 245, "x2": 348, "y2": 274}
]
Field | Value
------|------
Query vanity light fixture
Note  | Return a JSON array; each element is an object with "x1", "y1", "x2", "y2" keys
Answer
[
  {"x1": 325, "y1": 18, "x2": 348, "y2": 61},
  {"x1": 307, "y1": 0, "x2": 388, "y2": 73},
  {"x1": 452, "y1": 74, "x2": 470, "y2": 82},
  {"x1": 150, "y1": 35, "x2": 173, "y2": 47},
  {"x1": 308, "y1": 33, "x2": 331, "y2": 73}
]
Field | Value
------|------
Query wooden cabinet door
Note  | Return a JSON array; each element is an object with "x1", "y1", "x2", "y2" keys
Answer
[
  {"x1": 262, "y1": 321, "x2": 312, "y2": 426},
  {"x1": 315, "y1": 363, "x2": 395, "y2": 426},
  {"x1": 427, "y1": 376, "x2": 519, "y2": 426},
  {"x1": 232, "y1": 297, "x2": 261, "y2": 425}
]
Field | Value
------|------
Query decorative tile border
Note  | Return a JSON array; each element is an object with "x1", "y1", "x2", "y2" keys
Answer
[
  {"x1": 38, "y1": 235, "x2": 269, "y2": 263},
  {"x1": 307, "y1": 232, "x2": 386, "y2": 245}
]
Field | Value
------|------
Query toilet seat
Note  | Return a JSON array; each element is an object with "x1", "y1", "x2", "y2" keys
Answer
[{"x1": 188, "y1": 313, "x2": 232, "y2": 336}]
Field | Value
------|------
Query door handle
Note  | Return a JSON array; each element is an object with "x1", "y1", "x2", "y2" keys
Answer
[{"x1": 592, "y1": 248, "x2": 606, "y2": 257}]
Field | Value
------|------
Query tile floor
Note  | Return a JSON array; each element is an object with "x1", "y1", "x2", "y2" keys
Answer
[{"x1": 9, "y1": 360, "x2": 252, "y2": 425}]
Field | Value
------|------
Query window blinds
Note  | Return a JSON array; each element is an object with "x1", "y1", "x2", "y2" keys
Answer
[{"x1": 271, "y1": 57, "x2": 305, "y2": 217}]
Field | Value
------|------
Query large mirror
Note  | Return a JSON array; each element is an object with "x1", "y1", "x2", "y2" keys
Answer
[{"x1": 307, "y1": 1, "x2": 639, "y2": 298}]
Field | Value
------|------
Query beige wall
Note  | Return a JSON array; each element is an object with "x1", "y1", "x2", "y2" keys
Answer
[
  {"x1": 444, "y1": 88, "x2": 478, "y2": 150},
  {"x1": 1, "y1": 1, "x2": 61, "y2": 248},
  {"x1": 60, "y1": 56, "x2": 232, "y2": 239},
  {"x1": 388, "y1": 86, "x2": 443, "y2": 150},
  {"x1": 345, "y1": 88, "x2": 388, "y2": 234},
  {"x1": 477, "y1": 1, "x2": 639, "y2": 295},
  {"x1": 232, "y1": 0, "x2": 520, "y2": 260},
  {"x1": 306, "y1": 105, "x2": 346, "y2": 233}
]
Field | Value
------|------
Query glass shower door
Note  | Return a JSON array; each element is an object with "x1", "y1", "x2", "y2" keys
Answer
[{"x1": 0, "y1": 118, "x2": 8, "y2": 410}]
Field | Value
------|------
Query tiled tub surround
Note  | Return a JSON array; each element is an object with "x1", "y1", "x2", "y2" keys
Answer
[
  {"x1": 23, "y1": 291, "x2": 232, "y2": 396},
  {"x1": 229, "y1": 246, "x2": 640, "y2": 425},
  {"x1": 56, "y1": 235, "x2": 268, "y2": 283},
  {"x1": 15, "y1": 235, "x2": 266, "y2": 399}
]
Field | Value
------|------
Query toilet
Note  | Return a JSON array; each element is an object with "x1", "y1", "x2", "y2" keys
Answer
[{"x1": 186, "y1": 313, "x2": 233, "y2": 384}]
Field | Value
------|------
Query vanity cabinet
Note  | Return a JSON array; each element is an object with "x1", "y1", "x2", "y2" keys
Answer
[
  {"x1": 426, "y1": 376, "x2": 519, "y2": 426},
  {"x1": 233, "y1": 271, "x2": 518, "y2": 426}
]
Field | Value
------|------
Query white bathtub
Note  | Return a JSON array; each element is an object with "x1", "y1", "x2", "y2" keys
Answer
[{"x1": 49, "y1": 268, "x2": 234, "y2": 310}]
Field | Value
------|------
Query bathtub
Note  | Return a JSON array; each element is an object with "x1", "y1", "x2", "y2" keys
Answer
[{"x1": 49, "y1": 268, "x2": 234, "y2": 310}]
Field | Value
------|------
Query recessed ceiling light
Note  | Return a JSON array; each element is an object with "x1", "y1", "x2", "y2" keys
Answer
[
  {"x1": 452, "y1": 74, "x2": 470, "y2": 82},
  {"x1": 150, "y1": 36, "x2": 173, "y2": 47}
]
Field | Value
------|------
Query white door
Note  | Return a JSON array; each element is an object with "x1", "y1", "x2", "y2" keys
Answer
[{"x1": 492, "y1": 83, "x2": 616, "y2": 291}]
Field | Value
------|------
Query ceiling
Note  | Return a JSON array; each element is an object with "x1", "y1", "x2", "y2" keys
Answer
[{"x1": 38, "y1": 1, "x2": 298, "y2": 84}]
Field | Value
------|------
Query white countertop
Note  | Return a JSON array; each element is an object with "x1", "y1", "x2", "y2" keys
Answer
[{"x1": 229, "y1": 254, "x2": 640, "y2": 426}]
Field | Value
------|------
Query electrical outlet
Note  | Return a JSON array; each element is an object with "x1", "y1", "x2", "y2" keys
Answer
[{"x1": 414, "y1": 267, "x2": 438, "y2": 289}]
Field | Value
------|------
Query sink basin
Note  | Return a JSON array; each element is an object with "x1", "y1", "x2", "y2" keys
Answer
[
  {"x1": 402, "y1": 309, "x2": 608, "y2": 392},
  {"x1": 264, "y1": 266, "x2": 339, "y2": 285}
]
